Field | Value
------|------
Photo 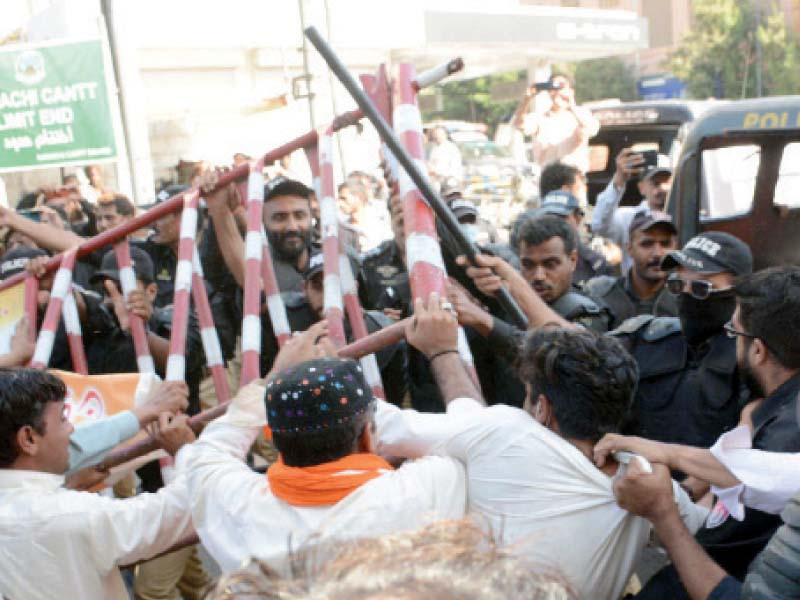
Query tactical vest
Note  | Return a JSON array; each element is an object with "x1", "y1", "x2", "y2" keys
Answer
[
  {"x1": 611, "y1": 315, "x2": 744, "y2": 447},
  {"x1": 585, "y1": 275, "x2": 678, "y2": 329},
  {"x1": 551, "y1": 290, "x2": 609, "y2": 333}
]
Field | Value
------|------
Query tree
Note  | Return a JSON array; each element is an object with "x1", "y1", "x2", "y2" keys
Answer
[
  {"x1": 666, "y1": 0, "x2": 800, "y2": 99},
  {"x1": 573, "y1": 57, "x2": 638, "y2": 104}
]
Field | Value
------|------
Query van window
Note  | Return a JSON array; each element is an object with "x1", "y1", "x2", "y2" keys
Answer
[
  {"x1": 774, "y1": 143, "x2": 800, "y2": 210},
  {"x1": 700, "y1": 145, "x2": 759, "y2": 220}
]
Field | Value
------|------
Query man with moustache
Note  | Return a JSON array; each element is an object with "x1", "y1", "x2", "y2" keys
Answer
[
  {"x1": 205, "y1": 176, "x2": 318, "y2": 294},
  {"x1": 592, "y1": 150, "x2": 673, "y2": 274},
  {"x1": 585, "y1": 212, "x2": 679, "y2": 329}
]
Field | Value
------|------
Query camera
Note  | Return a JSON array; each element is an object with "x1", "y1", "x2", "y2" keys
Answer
[{"x1": 533, "y1": 81, "x2": 564, "y2": 92}]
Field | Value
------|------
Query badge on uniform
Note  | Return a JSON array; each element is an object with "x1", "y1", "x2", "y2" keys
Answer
[{"x1": 157, "y1": 267, "x2": 171, "y2": 281}]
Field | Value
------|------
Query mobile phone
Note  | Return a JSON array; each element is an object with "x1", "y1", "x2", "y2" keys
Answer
[
  {"x1": 641, "y1": 150, "x2": 659, "y2": 169},
  {"x1": 534, "y1": 81, "x2": 560, "y2": 92},
  {"x1": 18, "y1": 210, "x2": 41, "y2": 223}
]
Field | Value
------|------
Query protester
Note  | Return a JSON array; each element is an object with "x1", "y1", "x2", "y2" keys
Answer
[
  {"x1": 592, "y1": 148, "x2": 672, "y2": 273},
  {"x1": 614, "y1": 461, "x2": 800, "y2": 600},
  {"x1": 175, "y1": 321, "x2": 467, "y2": 574},
  {"x1": 376, "y1": 299, "x2": 706, "y2": 600},
  {"x1": 585, "y1": 211, "x2": 678, "y2": 328},
  {"x1": 511, "y1": 73, "x2": 599, "y2": 173},
  {"x1": 0, "y1": 368, "x2": 194, "y2": 600},
  {"x1": 203, "y1": 520, "x2": 578, "y2": 600}
]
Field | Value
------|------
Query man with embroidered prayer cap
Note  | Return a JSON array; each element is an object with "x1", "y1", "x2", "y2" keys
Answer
[{"x1": 175, "y1": 318, "x2": 467, "y2": 575}]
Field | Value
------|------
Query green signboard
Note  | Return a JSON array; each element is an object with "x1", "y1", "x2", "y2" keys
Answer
[{"x1": 0, "y1": 38, "x2": 117, "y2": 172}]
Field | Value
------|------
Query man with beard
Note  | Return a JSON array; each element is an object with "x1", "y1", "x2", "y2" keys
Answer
[
  {"x1": 585, "y1": 211, "x2": 678, "y2": 329},
  {"x1": 205, "y1": 176, "x2": 317, "y2": 295},
  {"x1": 592, "y1": 150, "x2": 672, "y2": 273},
  {"x1": 601, "y1": 266, "x2": 800, "y2": 598},
  {"x1": 609, "y1": 232, "x2": 752, "y2": 452}
]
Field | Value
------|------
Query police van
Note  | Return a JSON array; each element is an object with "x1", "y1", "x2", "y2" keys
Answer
[
  {"x1": 587, "y1": 100, "x2": 714, "y2": 205},
  {"x1": 667, "y1": 96, "x2": 800, "y2": 270}
]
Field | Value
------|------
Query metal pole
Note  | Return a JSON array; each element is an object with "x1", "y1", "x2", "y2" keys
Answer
[{"x1": 303, "y1": 26, "x2": 528, "y2": 329}]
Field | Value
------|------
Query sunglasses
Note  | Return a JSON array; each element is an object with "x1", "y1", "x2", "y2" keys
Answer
[
  {"x1": 666, "y1": 275, "x2": 716, "y2": 300},
  {"x1": 723, "y1": 321, "x2": 755, "y2": 340}
]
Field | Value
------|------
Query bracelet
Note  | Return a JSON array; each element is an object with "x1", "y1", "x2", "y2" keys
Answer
[{"x1": 427, "y1": 349, "x2": 459, "y2": 362}]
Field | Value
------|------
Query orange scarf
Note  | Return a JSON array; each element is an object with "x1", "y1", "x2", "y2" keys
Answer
[{"x1": 267, "y1": 453, "x2": 394, "y2": 507}]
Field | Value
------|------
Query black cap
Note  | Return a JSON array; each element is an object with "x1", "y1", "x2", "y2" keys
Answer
[
  {"x1": 661, "y1": 231, "x2": 753, "y2": 276},
  {"x1": 535, "y1": 190, "x2": 582, "y2": 217},
  {"x1": 91, "y1": 247, "x2": 156, "y2": 285},
  {"x1": 629, "y1": 210, "x2": 677, "y2": 236},
  {"x1": 449, "y1": 197, "x2": 478, "y2": 219},
  {"x1": 265, "y1": 357, "x2": 374, "y2": 435},
  {"x1": 0, "y1": 247, "x2": 47, "y2": 280},
  {"x1": 304, "y1": 251, "x2": 325, "y2": 281}
]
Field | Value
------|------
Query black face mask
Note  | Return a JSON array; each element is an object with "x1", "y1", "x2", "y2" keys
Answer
[{"x1": 677, "y1": 289, "x2": 737, "y2": 346}]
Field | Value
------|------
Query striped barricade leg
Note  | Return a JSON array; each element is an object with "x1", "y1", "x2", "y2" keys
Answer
[
  {"x1": 30, "y1": 249, "x2": 78, "y2": 370},
  {"x1": 114, "y1": 240, "x2": 156, "y2": 375},
  {"x1": 241, "y1": 162, "x2": 265, "y2": 386}
]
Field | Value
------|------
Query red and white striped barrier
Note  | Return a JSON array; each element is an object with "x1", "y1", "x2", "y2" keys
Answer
[
  {"x1": 241, "y1": 162, "x2": 266, "y2": 385},
  {"x1": 393, "y1": 63, "x2": 479, "y2": 384},
  {"x1": 317, "y1": 126, "x2": 347, "y2": 348},
  {"x1": 260, "y1": 227, "x2": 291, "y2": 348},
  {"x1": 30, "y1": 249, "x2": 86, "y2": 371},
  {"x1": 191, "y1": 247, "x2": 231, "y2": 404},
  {"x1": 165, "y1": 189, "x2": 201, "y2": 383},
  {"x1": 114, "y1": 240, "x2": 156, "y2": 375},
  {"x1": 23, "y1": 275, "x2": 38, "y2": 347},
  {"x1": 339, "y1": 252, "x2": 385, "y2": 400}
]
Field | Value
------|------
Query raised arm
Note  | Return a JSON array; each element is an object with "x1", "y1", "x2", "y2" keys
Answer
[
  {"x1": 0, "y1": 205, "x2": 84, "y2": 252},
  {"x1": 201, "y1": 172, "x2": 247, "y2": 289},
  {"x1": 456, "y1": 254, "x2": 573, "y2": 330},
  {"x1": 591, "y1": 148, "x2": 642, "y2": 240},
  {"x1": 511, "y1": 85, "x2": 536, "y2": 132}
]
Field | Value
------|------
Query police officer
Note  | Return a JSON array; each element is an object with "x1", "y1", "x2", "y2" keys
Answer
[
  {"x1": 610, "y1": 231, "x2": 753, "y2": 449},
  {"x1": 584, "y1": 211, "x2": 678, "y2": 329},
  {"x1": 515, "y1": 214, "x2": 609, "y2": 331},
  {"x1": 440, "y1": 178, "x2": 499, "y2": 247},
  {"x1": 261, "y1": 251, "x2": 408, "y2": 407},
  {"x1": 532, "y1": 190, "x2": 614, "y2": 286},
  {"x1": 358, "y1": 193, "x2": 411, "y2": 319}
]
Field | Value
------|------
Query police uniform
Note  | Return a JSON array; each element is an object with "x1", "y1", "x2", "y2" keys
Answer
[
  {"x1": 574, "y1": 242, "x2": 614, "y2": 287},
  {"x1": 610, "y1": 315, "x2": 744, "y2": 448},
  {"x1": 358, "y1": 240, "x2": 411, "y2": 314},
  {"x1": 584, "y1": 273, "x2": 677, "y2": 330},
  {"x1": 259, "y1": 290, "x2": 408, "y2": 407},
  {"x1": 136, "y1": 238, "x2": 177, "y2": 309},
  {"x1": 609, "y1": 231, "x2": 755, "y2": 450}
]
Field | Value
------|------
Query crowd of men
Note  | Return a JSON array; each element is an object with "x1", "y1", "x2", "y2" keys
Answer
[{"x1": 0, "y1": 71, "x2": 798, "y2": 600}]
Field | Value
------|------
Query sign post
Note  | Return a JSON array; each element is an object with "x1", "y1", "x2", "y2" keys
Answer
[{"x1": 0, "y1": 38, "x2": 117, "y2": 173}]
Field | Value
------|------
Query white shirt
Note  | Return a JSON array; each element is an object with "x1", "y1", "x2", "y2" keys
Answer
[
  {"x1": 175, "y1": 383, "x2": 466, "y2": 574},
  {"x1": 710, "y1": 425, "x2": 800, "y2": 519},
  {"x1": 376, "y1": 398, "x2": 707, "y2": 600},
  {"x1": 524, "y1": 107, "x2": 599, "y2": 173},
  {"x1": 591, "y1": 181, "x2": 650, "y2": 273},
  {"x1": 428, "y1": 140, "x2": 464, "y2": 181},
  {"x1": 0, "y1": 469, "x2": 193, "y2": 600}
]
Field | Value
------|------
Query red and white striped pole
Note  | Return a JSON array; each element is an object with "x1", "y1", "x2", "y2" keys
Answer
[
  {"x1": 260, "y1": 228, "x2": 292, "y2": 349},
  {"x1": 393, "y1": 63, "x2": 479, "y2": 384},
  {"x1": 339, "y1": 253, "x2": 386, "y2": 400},
  {"x1": 62, "y1": 290, "x2": 88, "y2": 375},
  {"x1": 166, "y1": 189, "x2": 201, "y2": 383},
  {"x1": 317, "y1": 126, "x2": 347, "y2": 348},
  {"x1": 241, "y1": 162, "x2": 266, "y2": 385},
  {"x1": 23, "y1": 274, "x2": 39, "y2": 348},
  {"x1": 114, "y1": 241, "x2": 156, "y2": 375},
  {"x1": 190, "y1": 247, "x2": 230, "y2": 404},
  {"x1": 30, "y1": 249, "x2": 85, "y2": 370}
]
